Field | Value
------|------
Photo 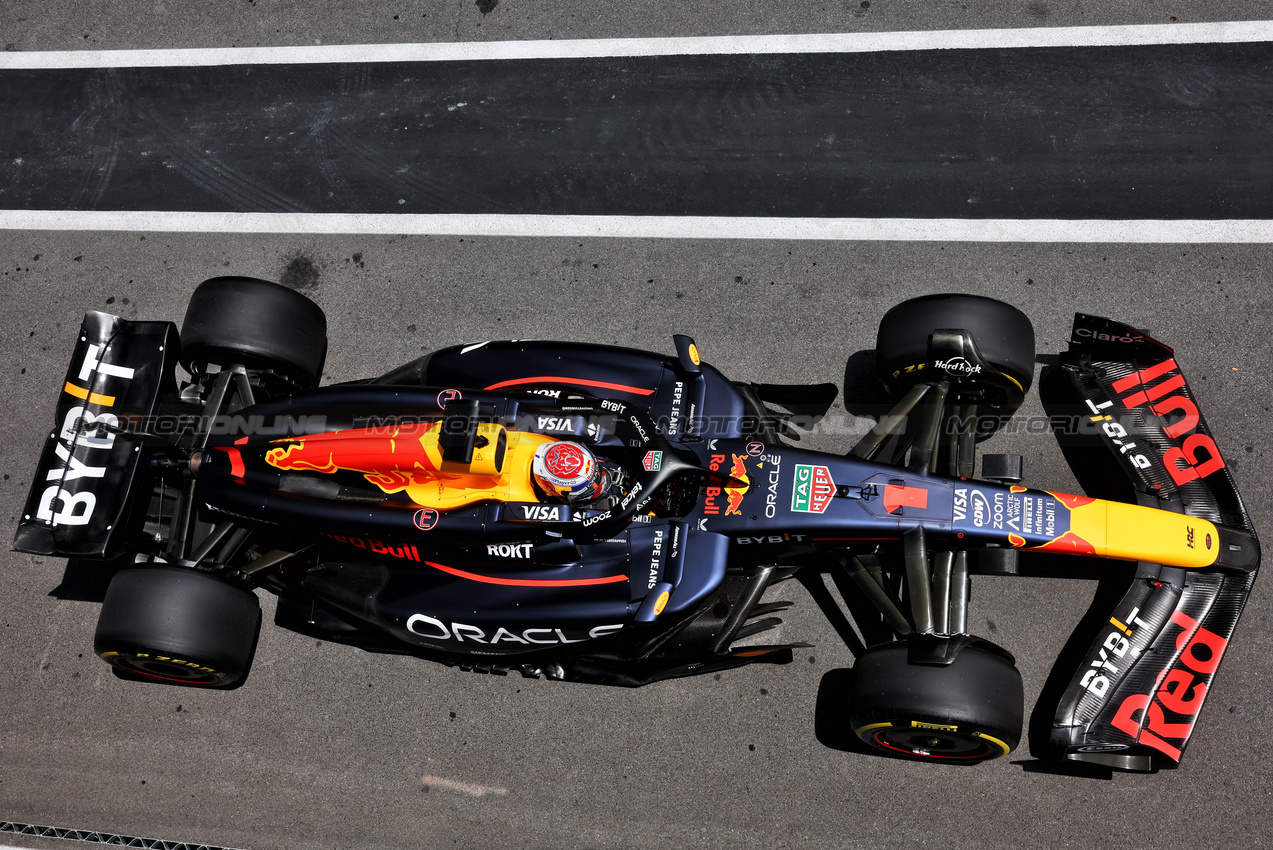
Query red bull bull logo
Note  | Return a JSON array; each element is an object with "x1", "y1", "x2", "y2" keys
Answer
[
  {"x1": 266, "y1": 423, "x2": 439, "y2": 495},
  {"x1": 725, "y1": 455, "x2": 749, "y2": 515},
  {"x1": 264, "y1": 423, "x2": 553, "y2": 510}
]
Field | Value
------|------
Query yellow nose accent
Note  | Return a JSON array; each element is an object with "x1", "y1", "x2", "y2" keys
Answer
[{"x1": 1070, "y1": 499, "x2": 1220, "y2": 568}]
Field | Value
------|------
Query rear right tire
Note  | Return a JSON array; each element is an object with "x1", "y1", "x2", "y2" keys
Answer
[{"x1": 180, "y1": 276, "x2": 328, "y2": 389}]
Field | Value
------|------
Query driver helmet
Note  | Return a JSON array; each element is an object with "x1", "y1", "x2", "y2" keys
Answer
[{"x1": 532, "y1": 441, "x2": 605, "y2": 503}]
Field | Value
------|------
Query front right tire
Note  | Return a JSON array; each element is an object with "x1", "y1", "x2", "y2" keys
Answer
[
  {"x1": 846, "y1": 640, "x2": 1024, "y2": 763},
  {"x1": 874, "y1": 293, "x2": 1036, "y2": 397}
]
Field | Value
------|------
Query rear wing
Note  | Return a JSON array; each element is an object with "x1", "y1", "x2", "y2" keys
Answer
[
  {"x1": 13, "y1": 312, "x2": 179, "y2": 559},
  {"x1": 1050, "y1": 314, "x2": 1260, "y2": 770}
]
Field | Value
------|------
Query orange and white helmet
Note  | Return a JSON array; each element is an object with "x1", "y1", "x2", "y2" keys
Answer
[{"x1": 532, "y1": 441, "x2": 605, "y2": 503}]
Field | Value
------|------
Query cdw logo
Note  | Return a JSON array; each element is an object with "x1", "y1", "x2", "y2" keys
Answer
[{"x1": 1112, "y1": 359, "x2": 1224, "y2": 486}]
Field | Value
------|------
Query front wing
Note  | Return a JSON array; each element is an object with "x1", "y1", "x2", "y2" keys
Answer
[{"x1": 1049, "y1": 314, "x2": 1260, "y2": 769}]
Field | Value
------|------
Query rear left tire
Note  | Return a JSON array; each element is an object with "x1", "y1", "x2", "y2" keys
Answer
[{"x1": 94, "y1": 566, "x2": 261, "y2": 687}]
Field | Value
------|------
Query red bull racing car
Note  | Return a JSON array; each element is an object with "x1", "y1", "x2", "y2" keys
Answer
[{"x1": 14, "y1": 278, "x2": 1259, "y2": 771}]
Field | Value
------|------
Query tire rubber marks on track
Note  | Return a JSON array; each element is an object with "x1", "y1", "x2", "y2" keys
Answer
[
  {"x1": 36, "y1": 599, "x2": 73, "y2": 677},
  {"x1": 70, "y1": 73, "x2": 125, "y2": 211}
]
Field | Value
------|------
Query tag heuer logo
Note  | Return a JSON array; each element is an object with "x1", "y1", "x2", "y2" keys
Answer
[
  {"x1": 642, "y1": 451, "x2": 663, "y2": 471},
  {"x1": 791, "y1": 464, "x2": 835, "y2": 513}
]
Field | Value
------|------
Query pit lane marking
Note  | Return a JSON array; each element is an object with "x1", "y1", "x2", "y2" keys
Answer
[
  {"x1": 3, "y1": 212, "x2": 1271, "y2": 243},
  {"x1": 1, "y1": 21, "x2": 1270, "y2": 68}
]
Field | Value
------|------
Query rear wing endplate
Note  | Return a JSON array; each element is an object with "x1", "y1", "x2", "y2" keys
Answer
[{"x1": 13, "y1": 312, "x2": 179, "y2": 559}]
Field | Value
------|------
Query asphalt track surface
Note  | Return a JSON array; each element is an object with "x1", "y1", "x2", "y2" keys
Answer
[
  {"x1": 2, "y1": 4, "x2": 1272, "y2": 850},
  {"x1": 4, "y1": 43, "x2": 1272, "y2": 219}
]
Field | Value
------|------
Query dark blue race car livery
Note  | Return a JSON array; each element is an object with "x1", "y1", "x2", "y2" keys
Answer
[{"x1": 15, "y1": 279, "x2": 1259, "y2": 770}]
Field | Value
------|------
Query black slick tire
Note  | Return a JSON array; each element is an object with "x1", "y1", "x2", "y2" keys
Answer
[
  {"x1": 874, "y1": 293, "x2": 1035, "y2": 396},
  {"x1": 94, "y1": 566, "x2": 261, "y2": 687},
  {"x1": 847, "y1": 641, "x2": 1024, "y2": 763},
  {"x1": 180, "y1": 276, "x2": 328, "y2": 389}
]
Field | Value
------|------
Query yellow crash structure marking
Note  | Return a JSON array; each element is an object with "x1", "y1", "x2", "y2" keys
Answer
[{"x1": 652, "y1": 590, "x2": 670, "y2": 616}]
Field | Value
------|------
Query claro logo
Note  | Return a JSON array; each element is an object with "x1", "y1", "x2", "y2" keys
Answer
[
  {"x1": 1076, "y1": 327, "x2": 1143, "y2": 344},
  {"x1": 36, "y1": 343, "x2": 135, "y2": 527}
]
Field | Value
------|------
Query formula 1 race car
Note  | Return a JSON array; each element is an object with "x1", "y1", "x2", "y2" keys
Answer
[{"x1": 14, "y1": 278, "x2": 1260, "y2": 771}]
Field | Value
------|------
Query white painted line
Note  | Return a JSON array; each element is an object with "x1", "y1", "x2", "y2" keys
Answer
[
  {"x1": 0, "y1": 22, "x2": 1270, "y2": 68},
  {"x1": 1, "y1": 211, "x2": 1270, "y2": 242}
]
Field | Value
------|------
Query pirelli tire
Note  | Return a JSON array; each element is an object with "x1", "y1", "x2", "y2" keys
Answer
[
  {"x1": 874, "y1": 293, "x2": 1036, "y2": 396},
  {"x1": 847, "y1": 641, "x2": 1024, "y2": 764},
  {"x1": 180, "y1": 276, "x2": 328, "y2": 390},
  {"x1": 94, "y1": 566, "x2": 261, "y2": 687}
]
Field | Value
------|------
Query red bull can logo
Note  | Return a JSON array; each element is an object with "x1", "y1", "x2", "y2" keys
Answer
[{"x1": 704, "y1": 453, "x2": 751, "y2": 516}]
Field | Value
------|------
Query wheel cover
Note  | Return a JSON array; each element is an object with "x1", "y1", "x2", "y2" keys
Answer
[{"x1": 858, "y1": 721, "x2": 1011, "y2": 762}]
